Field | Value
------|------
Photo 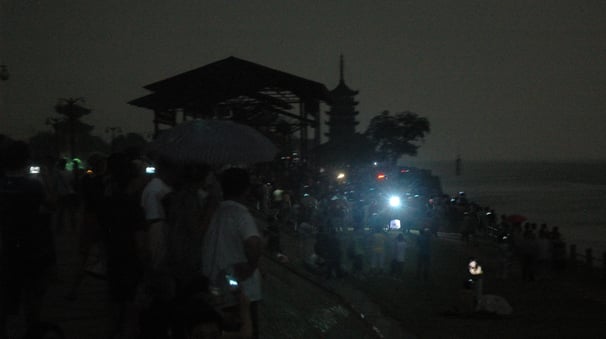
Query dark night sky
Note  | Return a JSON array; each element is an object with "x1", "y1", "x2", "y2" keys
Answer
[{"x1": 1, "y1": 0, "x2": 605, "y2": 161}]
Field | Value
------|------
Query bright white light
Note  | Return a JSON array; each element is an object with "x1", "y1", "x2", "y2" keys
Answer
[
  {"x1": 389, "y1": 219, "x2": 401, "y2": 229},
  {"x1": 29, "y1": 166, "x2": 40, "y2": 174},
  {"x1": 468, "y1": 260, "x2": 483, "y2": 275},
  {"x1": 145, "y1": 166, "x2": 156, "y2": 174},
  {"x1": 337, "y1": 172, "x2": 345, "y2": 180},
  {"x1": 388, "y1": 196, "x2": 401, "y2": 207}
]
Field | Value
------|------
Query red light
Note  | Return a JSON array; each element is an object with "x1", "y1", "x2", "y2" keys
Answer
[{"x1": 376, "y1": 173, "x2": 386, "y2": 180}]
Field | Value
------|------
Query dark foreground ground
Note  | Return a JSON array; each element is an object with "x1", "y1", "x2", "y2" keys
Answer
[
  {"x1": 7, "y1": 224, "x2": 606, "y2": 339},
  {"x1": 7, "y1": 232, "x2": 381, "y2": 339},
  {"x1": 278, "y1": 226, "x2": 606, "y2": 339}
]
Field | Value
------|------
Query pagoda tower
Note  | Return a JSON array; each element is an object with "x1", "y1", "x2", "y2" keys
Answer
[{"x1": 326, "y1": 55, "x2": 359, "y2": 143}]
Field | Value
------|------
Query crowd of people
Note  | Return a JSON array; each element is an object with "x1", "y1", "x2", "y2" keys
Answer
[
  {"x1": 0, "y1": 136, "x2": 575, "y2": 337},
  {"x1": 274, "y1": 181, "x2": 571, "y2": 318},
  {"x1": 0, "y1": 137, "x2": 279, "y2": 338}
]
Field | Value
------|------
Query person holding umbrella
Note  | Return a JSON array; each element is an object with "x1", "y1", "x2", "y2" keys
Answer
[{"x1": 202, "y1": 168, "x2": 263, "y2": 339}]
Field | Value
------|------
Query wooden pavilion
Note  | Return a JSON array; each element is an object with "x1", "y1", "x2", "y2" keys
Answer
[{"x1": 128, "y1": 56, "x2": 331, "y2": 158}]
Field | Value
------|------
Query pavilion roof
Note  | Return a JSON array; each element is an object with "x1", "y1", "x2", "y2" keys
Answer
[{"x1": 129, "y1": 56, "x2": 331, "y2": 110}]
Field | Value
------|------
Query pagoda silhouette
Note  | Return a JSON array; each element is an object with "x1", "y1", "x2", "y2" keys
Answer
[
  {"x1": 312, "y1": 55, "x2": 373, "y2": 166},
  {"x1": 326, "y1": 55, "x2": 359, "y2": 143}
]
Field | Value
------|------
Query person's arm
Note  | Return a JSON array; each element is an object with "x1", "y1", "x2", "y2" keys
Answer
[{"x1": 233, "y1": 235, "x2": 262, "y2": 281}]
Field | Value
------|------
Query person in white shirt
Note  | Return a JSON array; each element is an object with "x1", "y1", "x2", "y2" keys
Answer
[
  {"x1": 140, "y1": 175, "x2": 172, "y2": 269},
  {"x1": 202, "y1": 167, "x2": 262, "y2": 339}
]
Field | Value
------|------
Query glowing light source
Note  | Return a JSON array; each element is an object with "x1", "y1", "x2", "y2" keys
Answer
[
  {"x1": 388, "y1": 195, "x2": 401, "y2": 207},
  {"x1": 337, "y1": 172, "x2": 346, "y2": 180},
  {"x1": 389, "y1": 219, "x2": 401, "y2": 229},
  {"x1": 468, "y1": 260, "x2": 483, "y2": 275}
]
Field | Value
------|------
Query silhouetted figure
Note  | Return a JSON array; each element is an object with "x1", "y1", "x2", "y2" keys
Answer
[
  {"x1": 519, "y1": 226, "x2": 539, "y2": 281},
  {"x1": 316, "y1": 229, "x2": 344, "y2": 279},
  {"x1": 455, "y1": 155, "x2": 462, "y2": 176},
  {"x1": 136, "y1": 159, "x2": 176, "y2": 339},
  {"x1": 498, "y1": 234, "x2": 514, "y2": 280},
  {"x1": 416, "y1": 227, "x2": 432, "y2": 281},
  {"x1": 460, "y1": 212, "x2": 476, "y2": 245},
  {"x1": 391, "y1": 233, "x2": 408, "y2": 278},
  {"x1": 0, "y1": 140, "x2": 55, "y2": 337},
  {"x1": 550, "y1": 226, "x2": 566, "y2": 270},
  {"x1": 99, "y1": 152, "x2": 146, "y2": 339},
  {"x1": 164, "y1": 163, "x2": 215, "y2": 294},
  {"x1": 66, "y1": 153, "x2": 107, "y2": 301},
  {"x1": 52, "y1": 158, "x2": 77, "y2": 234},
  {"x1": 172, "y1": 165, "x2": 220, "y2": 333},
  {"x1": 369, "y1": 227, "x2": 388, "y2": 274},
  {"x1": 347, "y1": 228, "x2": 366, "y2": 277},
  {"x1": 537, "y1": 224, "x2": 552, "y2": 277}
]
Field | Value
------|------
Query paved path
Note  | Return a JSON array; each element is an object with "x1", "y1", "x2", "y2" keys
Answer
[{"x1": 7, "y1": 232, "x2": 386, "y2": 339}]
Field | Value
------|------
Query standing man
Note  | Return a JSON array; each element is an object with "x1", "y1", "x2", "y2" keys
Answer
[
  {"x1": 416, "y1": 227, "x2": 432, "y2": 281},
  {"x1": 138, "y1": 159, "x2": 176, "y2": 339},
  {"x1": 0, "y1": 141, "x2": 55, "y2": 337},
  {"x1": 52, "y1": 158, "x2": 77, "y2": 235},
  {"x1": 202, "y1": 167, "x2": 263, "y2": 338},
  {"x1": 140, "y1": 160, "x2": 175, "y2": 270}
]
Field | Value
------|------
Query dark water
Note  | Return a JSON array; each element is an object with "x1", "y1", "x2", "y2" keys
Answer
[{"x1": 410, "y1": 160, "x2": 606, "y2": 255}]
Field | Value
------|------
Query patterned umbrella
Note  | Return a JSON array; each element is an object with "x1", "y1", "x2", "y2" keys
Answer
[{"x1": 148, "y1": 119, "x2": 278, "y2": 165}]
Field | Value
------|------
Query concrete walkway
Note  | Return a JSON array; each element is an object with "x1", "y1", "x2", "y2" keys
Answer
[
  {"x1": 6, "y1": 231, "x2": 388, "y2": 338},
  {"x1": 275, "y1": 229, "x2": 417, "y2": 338}
]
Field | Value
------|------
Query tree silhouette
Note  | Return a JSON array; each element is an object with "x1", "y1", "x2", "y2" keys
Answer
[
  {"x1": 311, "y1": 133, "x2": 376, "y2": 168},
  {"x1": 111, "y1": 132, "x2": 148, "y2": 155},
  {"x1": 365, "y1": 110, "x2": 430, "y2": 165},
  {"x1": 49, "y1": 97, "x2": 92, "y2": 159}
]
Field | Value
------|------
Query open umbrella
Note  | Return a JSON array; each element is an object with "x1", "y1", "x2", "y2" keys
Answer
[{"x1": 148, "y1": 119, "x2": 278, "y2": 165}]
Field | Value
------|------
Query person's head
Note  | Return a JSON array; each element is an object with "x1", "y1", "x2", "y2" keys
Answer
[
  {"x1": 1, "y1": 140, "x2": 31, "y2": 172},
  {"x1": 106, "y1": 152, "x2": 138, "y2": 189},
  {"x1": 220, "y1": 167, "x2": 251, "y2": 200},
  {"x1": 153, "y1": 157, "x2": 181, "y2": 187},
  {"x1": 178, "y1": 162, "x2": 211, "y2": 190}
]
